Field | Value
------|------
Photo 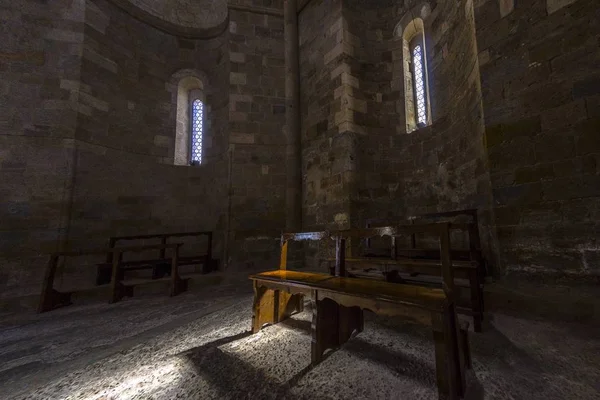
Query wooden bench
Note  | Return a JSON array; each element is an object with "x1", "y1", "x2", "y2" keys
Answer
[
  {"x1": 96, "y1": 231, "x2": 217, "y2": 286},
  {"x1": 38, "y1": 243, "x2": 188, "y2": 313},
  {"x1": 250, "y1": 224, "x2": 471, "y2": 399},
  {"x1": 366, "y1": 209, "x2": 485, "y2": 276},
  {"x1": 345, "y1": 210, "x2": 486, "y2": 332}
]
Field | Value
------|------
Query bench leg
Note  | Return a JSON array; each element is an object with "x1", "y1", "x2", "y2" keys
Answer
[
  {"x1": 432, "y1": 309, "x2": 463, "y2": 400},
  {"x1": 38, "y1": 289, "x2": 72, "y2": 313},
  {"x1": 96, "y1": 265, "x2": 112, "y2": 286},
  {"x1": 469, "y1": 272, "x2": 483, "y2": 333},
  {"x1": 251, "y1": 284, "x2": 302, "y2": 333},
  {"x1": 456, "y1": 325, "x2": 470, "y2": 395},
  {"x1": 460, "y1": 326, "x2": 472, "y2": 369},
  {"x1": 153, "y1": 263, "x2": 171, "y2": 280},
  {"x1": 338, "y1": 304, "x2": 363, "y2": 344},
  {"x1": 311, "y1": 296, "x2": 340, "y2": 365},
  {"x1": 110, "y1": 282, "x2": 127, "y2": 304},
  {"x1": 310, "y1": 293, "x2": 363, "y2": 365},
  {"x1": 171, "y1": 277, "x2": 188, "y2": 296}
]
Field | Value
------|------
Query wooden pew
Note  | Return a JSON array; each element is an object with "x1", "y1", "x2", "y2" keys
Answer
[
  {"x1": 366, "y1": 209, "x2": 485, "y2": 276},
  {"x1": 38, "y1": 243, "x2": 185, "y2": 313},
  {"x1": 96, "y1": 231, "x2": 217, "y2": 285},
  {"x1": 250, "y1": 224, "x2": 471, "y2": 399},
  {"x1": 356, "y1": 210, "x2": 485, "y2": 332}
]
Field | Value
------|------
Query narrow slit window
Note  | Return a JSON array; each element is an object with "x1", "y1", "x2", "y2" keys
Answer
[
  {"x1": 190, "y1": 99, "x2": 204, "y2": 165},
  {"x1": 399, "y1": 18, "x2": 431, "y2": 133},
  {"x1": 412, "y1": 44, "x2": 427, "y2": 125}
]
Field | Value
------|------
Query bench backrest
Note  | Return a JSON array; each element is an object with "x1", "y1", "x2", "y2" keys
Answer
[
  {"x1": 280, "y1": 223, "x2": 457, "y2": 303},
  {"x1": 40, "y1": 243, "x2": 183, "y2": 313},
  {"x1": 365, "y1": 209, "x2": 482, "y2": 263},
  {"x1": 279, "y1": 231, "x2": 331, "y2": 270},
  {"x1": 331, "y1": 223, "x2": 457, "y2": 302},
  {"x1": 106, "y1": 231, "x2": 212, "y2": 263}
]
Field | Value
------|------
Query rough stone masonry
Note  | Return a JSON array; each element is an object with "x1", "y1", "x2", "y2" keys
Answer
[{"x1": 0, "y1": 0, "x2": 599, "y2": 307}]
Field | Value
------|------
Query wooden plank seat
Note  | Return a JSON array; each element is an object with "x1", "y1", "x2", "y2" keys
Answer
[
  {"x1": 250, "y1": 224, "x2": 472, "y2": 399},
  {"x1": 38, "y1": 243, "x2": 189, "y2": 313},
  {"x1": 96, "y1": 231, "x2": 217, "y2": 286}
]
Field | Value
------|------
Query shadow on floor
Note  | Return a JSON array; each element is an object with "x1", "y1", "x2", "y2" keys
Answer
[
  {"x1": 279, "y1": 317, "x2": 311, "y2": 334},
  {"x1": 470, "y1": 324, "x2": 546, "y2": 373},
  {"x1": 178, "y1": 330, "x2": 253, "y2": 358},
  {"x1": 344, "y1": 336, "x2": 437, "y2": 387},
  {"x1": 178, "y1": 330, "x2": 314, "y2": 399}
]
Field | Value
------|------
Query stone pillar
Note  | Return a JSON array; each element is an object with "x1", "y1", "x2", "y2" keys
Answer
[{"x1": 284, "y1": 0, "x2": 302, "y2": 231}]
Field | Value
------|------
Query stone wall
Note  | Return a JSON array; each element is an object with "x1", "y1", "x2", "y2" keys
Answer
[
  {"x1": 227, "y1": 0, "x2": 287, "y2": 271},
  {"x1": 0, "y1": 1, "x2": 85, "y2": 299},
  {"x1": 2, "y1": 0, "x2": 599, "y2": 304},
  {"x1": 339, "y1": 0, "x2": 497, "y2": 262},
  {"x1": 64, "y1": 0, "x2": 231, "y2": 288},
  {"x1": 0, "y1": 0, "x2": 288, "y2": 302},
  {"x1": 475, "y1": 0, "x2": 600, "y2": 280},
  {"x1": 299, "y1": 0, "x2": 353, "y2": 231}
]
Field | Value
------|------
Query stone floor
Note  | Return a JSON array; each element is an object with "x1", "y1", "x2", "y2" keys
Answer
[{"x1": 1, "y1": 285, "x2": 599, "y2": 400}]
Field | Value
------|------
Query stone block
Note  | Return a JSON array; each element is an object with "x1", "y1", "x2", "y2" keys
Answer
[
  {"x1": 341, "y1": 72, "x2": 359, "y2": 88},
  {"x1": 478, "y1": 49, "x2": 491, "y2": 67},
  {"x1": 484, "y1": 125, "x2": 504, "y2": 148},
  {"x1": 585, "y1": 95, "x2": 600, "y2": 118},
  {"x1": 78, "y1": 92, "x2": 109, "y2": 112},
  {"x1": 334, "y1": 109, "x2": 353, "y2": 125},
  {"x1": 493, "y1": 183, "x2": 542, "y2": 206},
  {"x1": 272, "y1": 104, "x2": 285, "y2": 114},
  {"x1": 338, "y1": 121, "x2": 365, "y2": 135},
  {"x1": 502, "y1": 116, "x2": 542, "y2": 140},
  {"x1": 514, "y1": 164, "x2": 555, "y2": 184},
  {"x1": 499, "y1": 0, "x2": 515, "y2": 17},
  {"x1": 528, "y1": 41, "x2": 564, "y2": 63},
  {"x1": 85, "y1": 1, "x2": 110, "y2": 34},
  {"x1": 153, "y1": 135, "x2": 171, "y2": 147},
  {"x1": 45, "y1": 29, "x2": 83, "y2": 43},
  {"x1": 83, "y1": 47, "x2": 118, "y2": 74},
  {"x1": 0, "y1": 51, "x2": 45, "y2": 66},
  {"x1": 230, "y1": 72, "x2": 247, "y2": 85},
  {"x1": 542, "y1": 176, "x2": 600, "y2": 201},
  {"x1": 230, "y1": 133, "x2": 255, "y2": 144},
  {"x1": 573, "y1": 76, "x2": 600, "y2": 99},
  {"x1": 324, "y1": 44, "x2": 343, "y2": 65},
  {"x1": 230, "y1": 52, "x2": 245, "y2": 63},
  {"x1": 547, "y1": 0, "x2": 578, "y2": 14},
  {"x1": 230, "y1": 112, "x2": 248, "y2": 122},
  {"x1": 541, "y1": 100, "x2": 587, "y2": 131},
  {"x1": 575, "y1": 118, "x2": 600, "y2": 155}
]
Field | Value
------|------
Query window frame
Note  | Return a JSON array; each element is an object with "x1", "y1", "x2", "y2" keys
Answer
[
  {"x1": 397, "y1": 18, "x2": 432, "y2": 133},
  {"x1": 171, "y1": 71, "x2": 208, "y2": 167}
]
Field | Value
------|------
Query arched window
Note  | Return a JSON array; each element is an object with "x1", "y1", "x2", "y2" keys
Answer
[
  {"x1": 190, "y1": 97, "x2": 204, "y2": 165},
  {"x1": 411, "y1": 40, "x2": 427, "y2": 126},
  {"x1": 396, "y1": 18, "x2": 431, "y2": 133},
  {"x1": 172, "y1": 73, "x2": 208, "y2": 166}
]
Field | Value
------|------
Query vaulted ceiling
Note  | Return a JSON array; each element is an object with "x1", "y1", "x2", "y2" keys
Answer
[{"x1": 112, "y1": 0, "x2": 229, "y2": 38}]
